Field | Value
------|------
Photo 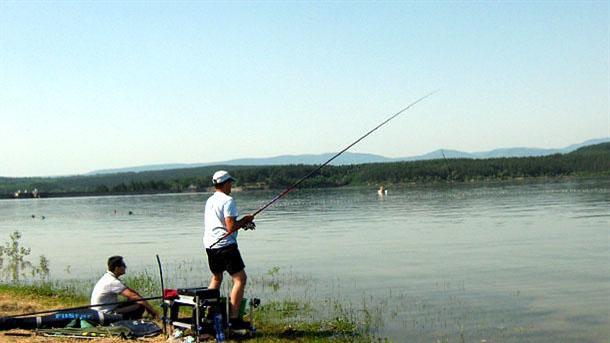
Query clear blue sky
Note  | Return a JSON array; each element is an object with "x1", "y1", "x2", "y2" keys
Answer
[{"x1": 1, "y1": 1, "x2": 608, "y2": 177}]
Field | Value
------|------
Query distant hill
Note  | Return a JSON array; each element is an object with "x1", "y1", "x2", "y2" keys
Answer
[
  {"x1": 571, "y1": 141, "x2": 610, "y2": 154},
  {"x1": 394, "y1": 137, "x2": 610, "y2": 161},
  {"x1": 2, "y1": 142, "x2": 608, "y2": 197},
  {"x1": 215, "y1": 152, "x2": 392, "y2": 166},
  {"x1": 88, "y1": 152, "x2": 393, "y2": 175},
  {"x1": 87, "y1": 137, "x2": 610, "y2": 175}
]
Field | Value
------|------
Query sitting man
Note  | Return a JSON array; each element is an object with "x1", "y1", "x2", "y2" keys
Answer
[{"x1": 91, "y1": 256, "x2": 159, "y2": 320}]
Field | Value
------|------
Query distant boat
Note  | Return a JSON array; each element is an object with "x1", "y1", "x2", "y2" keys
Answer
[{"x1": 377, "y1": 186, "x2": 388, "y2": 196}]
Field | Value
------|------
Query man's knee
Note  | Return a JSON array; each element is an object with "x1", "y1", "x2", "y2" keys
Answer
[
  {"x1": 231, "y1": 270, "x2": 247, "y2": 285},
  {"x1": 209, "y1": 272, "x2": 223, "y2": 288},
  {"x1": 115, "y1": 303, "x2": 145, "y2": 320}
]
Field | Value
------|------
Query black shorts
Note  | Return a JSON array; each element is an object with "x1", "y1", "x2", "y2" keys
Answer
[{"x1": 206, "y1": 244, "x2": 245, "y2": 275}]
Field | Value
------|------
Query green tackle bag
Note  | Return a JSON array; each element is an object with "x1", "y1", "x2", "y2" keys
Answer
[{"x1": 111, "y1": 319, "x2": 162, "y2": 338}]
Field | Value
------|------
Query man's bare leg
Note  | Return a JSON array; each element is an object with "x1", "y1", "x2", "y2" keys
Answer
[
  {"x1": 209, "y1": 272, "x2": 223, "y2": 289},
  {"x1": 229, "y1": 270, "x2": 247, "y2": 319}
]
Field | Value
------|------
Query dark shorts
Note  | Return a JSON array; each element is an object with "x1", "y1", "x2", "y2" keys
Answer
[
  {"x1": 206, "y1": 244, "x2": 245, "y2": 275},
  {"x1": 114, "y1": 302, "x2": 145, "y2": 320}
]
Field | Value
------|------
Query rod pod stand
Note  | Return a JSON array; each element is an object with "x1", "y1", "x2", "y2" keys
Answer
[{"x1": 156, "y1": 254, "x2": 169, "y2": 337}]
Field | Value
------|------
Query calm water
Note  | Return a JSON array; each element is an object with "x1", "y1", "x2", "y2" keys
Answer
[{"x1": 1, "y1": 178, "x2": 608, "y2": 342}]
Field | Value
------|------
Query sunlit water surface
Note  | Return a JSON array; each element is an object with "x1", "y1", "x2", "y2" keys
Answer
[{"x1": 1, "y1": 178, "x2": 608, "y2": 342}]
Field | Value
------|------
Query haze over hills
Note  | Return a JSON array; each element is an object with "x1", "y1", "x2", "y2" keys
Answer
[{"x1": 88, "y1": 137, "x2": 610, "y2": 175}]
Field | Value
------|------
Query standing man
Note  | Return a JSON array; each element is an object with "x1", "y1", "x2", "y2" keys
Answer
[
  {"x1": 91, "y1": 256, "x2": 159, "y2": 320},
  {"x1": 204, "y1": 170, "x2": 254, "y2": 330}
]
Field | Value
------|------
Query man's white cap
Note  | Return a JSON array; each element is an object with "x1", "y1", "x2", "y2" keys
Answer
[{"x1": 212, "y1": 170, "x2": 235, "y2": 185}]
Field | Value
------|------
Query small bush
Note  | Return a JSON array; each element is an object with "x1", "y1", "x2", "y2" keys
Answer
[{"x1": 0, "y1": 230, "x2": 50, "y2": 282}]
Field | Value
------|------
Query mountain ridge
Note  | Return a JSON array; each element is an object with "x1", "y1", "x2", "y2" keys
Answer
[{"x1": 88, "y1": 137, "x2": 609, "y2": 175}]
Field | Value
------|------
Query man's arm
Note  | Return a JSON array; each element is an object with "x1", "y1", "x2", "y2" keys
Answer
[
  {"x1": 225, "y1": 214, "x2": 254, "y2": 234},
  {"x1": 120, "y1": 287, "x2": 159, "y2": 318}
]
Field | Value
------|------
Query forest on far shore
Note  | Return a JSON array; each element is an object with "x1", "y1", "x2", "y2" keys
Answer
[{"x1": 1, "y1": 143, "x2": 608, "y2": 198}]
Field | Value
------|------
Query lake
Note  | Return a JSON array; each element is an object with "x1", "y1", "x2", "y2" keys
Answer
[{"x1": 1, "y1": 178, "x2": 608, "y2": 342}]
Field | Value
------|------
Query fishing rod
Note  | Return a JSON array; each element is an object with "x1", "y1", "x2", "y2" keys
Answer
[
  {"x1": 1, "y1": 295, "x2": 163, "y2": 319},
  {"x1": 156, "y1": 254, "x2": 168, "y2": 337},
  {"x1": 209, "y1": 90, "x2": 439, "y2": 248}
]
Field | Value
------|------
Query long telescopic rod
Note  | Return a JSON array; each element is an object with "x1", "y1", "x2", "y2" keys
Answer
[
  {"x1": 1, "y1": 295, "x2": 163, "y2": 319},
  {"x1": 209, "y1": 90, "x2": 439, "y2": 248}
]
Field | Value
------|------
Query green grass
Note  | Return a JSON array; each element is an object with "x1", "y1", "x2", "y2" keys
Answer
[
  {"x1": 0, "y1": 282, "x2": 86, "y2": 303},
  {"x1": 0, "y1": 281, "x2": 89, "y2": 313},
  {"x1": 0, "y1": 230, "x2": 385, "y2": 342},
  {"x1": 1, "y1": 277, "x2": 383, "y2": 342},
  {"x1": 249, "y1": 299, "x2": 376, "y2": 342},
  {"x1": 123, "y1": 270, "x2": 379, "y2": 341}
]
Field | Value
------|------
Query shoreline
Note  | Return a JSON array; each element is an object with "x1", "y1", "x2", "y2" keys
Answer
[
  {"x1": 3, "y1": 143, "x2": 608, "y2": 200},
  {"x1": 2, "y1": 174, "x2": 607, "y2": 200},
  {"x1": 0, "y1": 281, "x2": 373, "y2": 342}
]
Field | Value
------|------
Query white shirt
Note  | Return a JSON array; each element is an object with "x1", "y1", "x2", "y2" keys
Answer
[
  {"x1": 90, "y1": 271, "x2": 126, "y2": 312},
  {"x1": 204, "y1": 191, "x2": 239, "y2": 249}
]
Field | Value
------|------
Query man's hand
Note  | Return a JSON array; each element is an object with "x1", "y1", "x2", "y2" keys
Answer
[
  {"x1": 239, "y1": 214, "x2": 255, "y2": 230},
  {"x1": 243, "y1": 221, "x2": 256, "y2": 231},
  {"x1": 240, "y1": 214, "x2": 255, "y2": 230},
  {"x1": 225, "y1": 214, "x2": 254, "y2": 234},
  {"x1": 121, "y1": 288, "x2": 159, "y2": 320},
  {"x1": 240, "y1": 214, "x2": 254, "y2": 224}
]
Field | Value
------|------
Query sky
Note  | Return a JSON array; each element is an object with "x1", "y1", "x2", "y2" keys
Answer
[{"x1": 1, "y1": 1, "x2": 608, "y2": 177}]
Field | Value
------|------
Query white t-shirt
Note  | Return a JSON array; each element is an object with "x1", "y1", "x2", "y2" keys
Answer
[
  {"x1": 90, "y1": 271, "x2": 127, "y2": 312},
  {"x1": 204, "y1": 191, "x2": 239, "y2": 249}
]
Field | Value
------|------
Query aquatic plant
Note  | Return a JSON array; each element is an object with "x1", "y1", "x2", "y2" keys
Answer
[
  {"x1": 0, "y1": 231, "x2": 49, "y2": 282},
  {"x1": 123, "y1": 269, "x2": 161, "y2": 297}
]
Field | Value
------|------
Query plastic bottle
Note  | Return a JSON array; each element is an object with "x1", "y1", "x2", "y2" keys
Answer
[{"x1": 213, "y1": 313, "x2": 225, "y2": 342}]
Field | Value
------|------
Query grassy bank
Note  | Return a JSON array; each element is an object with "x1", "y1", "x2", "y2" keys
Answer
[
  {"x1": 0, "y1": 232, "x2": 383, "y2": 342},
  {"x1": 0, "y1": 281, "x2": 381, "y2": 342}
]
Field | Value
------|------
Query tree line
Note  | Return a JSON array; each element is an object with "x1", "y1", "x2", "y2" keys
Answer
[{"x1": 2, "y1": 143, "x2": 608, "y2": 198}]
